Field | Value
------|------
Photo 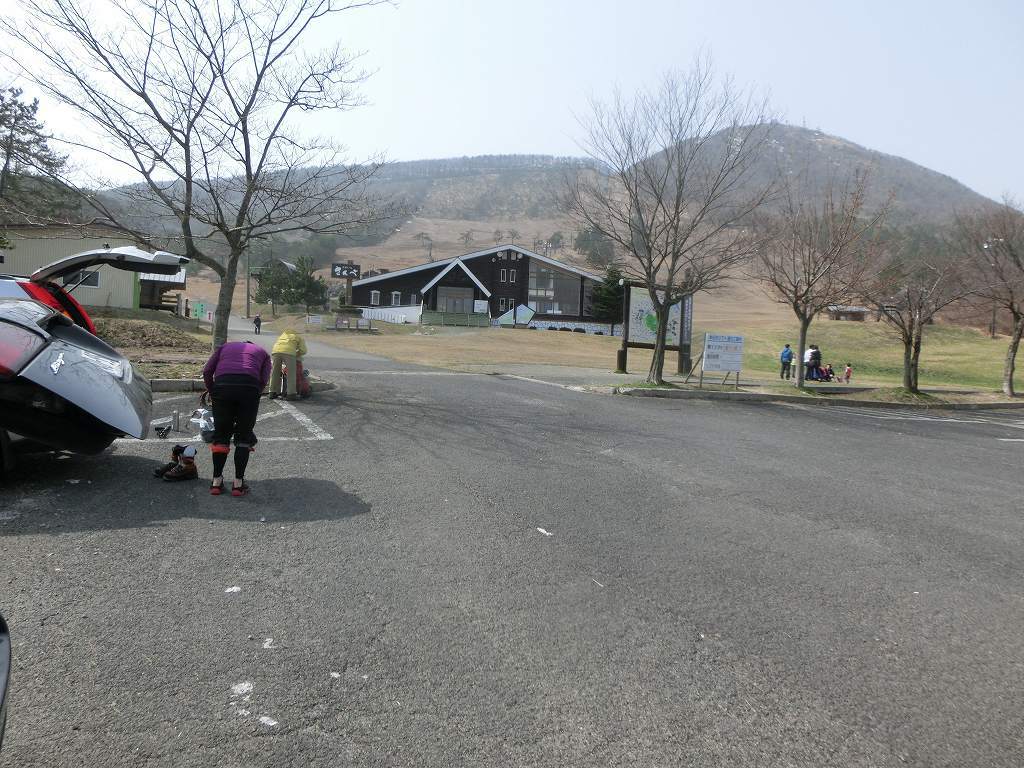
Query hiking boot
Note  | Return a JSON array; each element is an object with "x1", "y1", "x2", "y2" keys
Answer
[
  {"x1": 153, "y1": 461, "x2": 178, "y2": 478},
  {"x1": 163, "y1": 459, "x2": 198, "y2": 482},
  {"x1": 153, "y1": 445, "x2": 187, "y2": 478}
]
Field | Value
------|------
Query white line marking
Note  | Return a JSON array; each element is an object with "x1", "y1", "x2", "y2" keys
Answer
[
  {"x1": 262, "y1": 638, "x2": 277, "y2": 649},
  {"x1": 259, "y1": 716, "x2": 278, "y2": 727},
  {"x1": 224, "y1": 586, "x2": 242, "y2": 593},
  {"x1": 255, "y1": 409, "x2": 287, "y2": 423},
  {"x1": 502, "y1": 374, "x2": 575, "y2": 389},
  {"x1": 997, "y1": 438, "x2": 1024, "y2": 442},
  {"x1": 536, "y1": 527, "x2": 553, "y2": 537},
  {"x1": 276, "y1": 399, "x2": 333, "y2": 440},
  {"x1": 338, "y1": 371, "x2": 482, "y2": 376},
  {"x1": 592, "y1": 578, "x2": 605, "y2": 588}
]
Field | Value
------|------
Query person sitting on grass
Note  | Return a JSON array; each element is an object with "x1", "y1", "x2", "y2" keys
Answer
[{"x1": 824, "y1": 363, "x2": 837, "y2": 382}]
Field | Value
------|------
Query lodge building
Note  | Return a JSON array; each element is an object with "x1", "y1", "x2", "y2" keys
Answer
[{"x1": 351, "y1": 244, "x2": 603, "y2": 321}]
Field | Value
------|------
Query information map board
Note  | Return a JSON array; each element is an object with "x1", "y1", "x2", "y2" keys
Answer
[
  {"x1": 626, "y1": 286, "x2": 682, "y2": 346},
  {"x1": 701, "y1": 333, "x2": 744, "y2": 373},
  {"x1": 617, "y1": 283, "x2": 694, "y2": 375}
]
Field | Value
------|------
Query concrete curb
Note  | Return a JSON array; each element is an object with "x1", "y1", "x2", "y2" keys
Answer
[
  {"x1": 614, "y1": 387, "x2": 1024, "y2": 411},
  {"x1": 150, "y1": 378, "x2": 336, "y2": 394}
]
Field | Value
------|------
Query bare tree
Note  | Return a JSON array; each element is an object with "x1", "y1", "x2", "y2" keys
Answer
[
  {"x1": 755, "y1": 169, "x2": 888, "y2": 387},
  {"x1": 2, "y1": 0, "x2": 392, "y2": 347},
  {"x1": 413, "y1": 231, "x2": 433, "y2": 260},
  {"x1": 459, "y1": 229, "x2": 474, "y2": 248},
  {"x1": 861, "y1": 227, "x2": 970, "y2": 393},
  {"x1": 506, "y1": 228, "x2": 520, "y2": 245},
  {"x1": 492, "y1": 229, "x2": 503, "y2": 244},
  {"x1": 952, "y1": 198, "x2": 1024, "y2": 395},
  {"x1": 567, "y1": 57, "x2": 775, "y2": 384}
]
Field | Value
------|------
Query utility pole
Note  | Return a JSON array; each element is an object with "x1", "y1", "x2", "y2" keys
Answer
[{"x1": 245, "y1": 248, "x2": 251, "y2": 319}]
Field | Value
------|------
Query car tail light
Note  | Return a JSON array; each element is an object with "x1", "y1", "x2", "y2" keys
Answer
[
  {"x1": 19, "y1": 282, "x2": 97, "y2": 335},
  {"x1": 0, "y1": 322, "x2": 45, "y2": 380}
]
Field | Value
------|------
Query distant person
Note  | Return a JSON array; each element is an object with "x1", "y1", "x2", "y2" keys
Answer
[
  {"x1": 824, "y1": 363, "x2": 836, "y2": 382},
  {"x1": 780, "y1": 343, "x2": 794, "y2": 380},
  {"x1": 270, "y1": 327, "x2": 308, "y2": 400},
  {"x1": 253, "y1": 314, "x2": 262, "y2": 335},
  {"x1": 803, "y1": 346, "x2": 814, "y2": 380},
  {"x1": 844, "y1": 363, "x2": 853, "y2": 383},
  {"x1": 202, "y1": 340, "x2": 271, "y2": 496},
  {"x1": 809, "y1": 345, "x2": 822, "y2": 381}
]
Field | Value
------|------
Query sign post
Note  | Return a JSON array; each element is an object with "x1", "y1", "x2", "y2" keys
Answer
[
  {"x1": 700, "y1": 333, "x2": 744, "y2": 389},
  {"x1": 332, "y1": 261, "x2": 361, "y2": 305},
  {"x1": 617, "y1": 282, "x2": 691, "y2": 376}
]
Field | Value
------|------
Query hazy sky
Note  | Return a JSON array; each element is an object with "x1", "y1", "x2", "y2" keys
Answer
[
  {"x1": 322, "y1": 0, "x2": 1022, "y2": 201},
  {"x1": 16, "y1": 0, "x2": 1024, "y2": 201}
]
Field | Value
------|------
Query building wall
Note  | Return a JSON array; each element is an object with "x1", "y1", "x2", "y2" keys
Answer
[
  {"x1": 352, "y1": 265, "x2": 444, "y2": 307},
  {"x1": 0, "y1": 228, "x2": 140, "y2": 309},
  {"x1": 351, "y1": 250, "x2": 598, "y2": 319}
]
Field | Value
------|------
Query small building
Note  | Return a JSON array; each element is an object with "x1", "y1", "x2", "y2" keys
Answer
[
  {"x1": 826, "y1": 304, "x2": 870, "y2": 321},
  {"x1": 0, "y1": 224, "x2": 185, "y2": 311},
  {"x1": 351, "y1": 244, "x2": 602, "y2": 323}
]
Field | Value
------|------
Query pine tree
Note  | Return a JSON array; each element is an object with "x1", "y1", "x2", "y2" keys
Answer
[
  {"x1": 0, "y1": 88, "x2": 73, "y2": 222},
  {"x1": 591, "y1": 266, "x2": 624, "y2": 323}
]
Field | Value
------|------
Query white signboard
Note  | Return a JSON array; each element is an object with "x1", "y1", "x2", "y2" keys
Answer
[
  {"x1": 627, "y1": 286, "x2": 681, "y2": 346},
  {"x1": 305, "y1": 314, "x2": 323, "y2": 325},
  {"x1": 473, "y1": 299, "x2": 489, "y2": 314},
  {"x1": 702, "y1": 333, "x2": 744, "y2": 372}
]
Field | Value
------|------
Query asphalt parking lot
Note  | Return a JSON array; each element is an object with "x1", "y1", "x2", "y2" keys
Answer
[{"x1": 2, "y1": 347, "x2": 1023, "y2": 767}]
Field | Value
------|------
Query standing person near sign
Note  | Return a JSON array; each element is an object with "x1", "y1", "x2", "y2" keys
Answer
[
  {"x1": 803, "y1": 346, "x2": 814, "y2": 381},
  {"x1": 253, "y1": 314, "x2": 262, "y2": 335},
  {"x1": 809, "y1": 345, "x2": 822, "y2": 381},
  {"x1": 780, "y1": 344, "x2": 794, "y2": 379},
  {"x1": 202, "y1": 340, "x2": 271, "y2": 496},
  {"x1": 270, "y1": 327, "x2": 308, "y2": 400}
]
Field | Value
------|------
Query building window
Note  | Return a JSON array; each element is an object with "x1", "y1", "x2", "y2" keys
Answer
[
  {"x1": 411, "y1": 293, "x2": 418, "y2": 304},
  {"x1": 509, "y1": 269, "x2": 516, "y2": 282},
  {"x1": 528, "y1": 261, "x2": 581, "y2": 315},
  {"x1": 391, "y1": 291, "x2": 401, "y2": 305},
  {"x1": 499, "y1": 297, "x2": 506, "y2": 311},
  {"x1": 62, "y1": 270, "x2": 100, "y2": 288},
  {"x1": 370, "y1": 290, "x2": 380, "y2": 305},
  {"x1": 500, "y1": 268, "x2": 507, "y2": 282}
]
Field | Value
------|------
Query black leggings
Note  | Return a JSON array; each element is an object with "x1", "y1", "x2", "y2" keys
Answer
[{"x1": 211, "y1": 383, "x2": 260, "y2": 479}]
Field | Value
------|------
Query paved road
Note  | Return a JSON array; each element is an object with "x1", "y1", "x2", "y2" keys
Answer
[{"x1": 1, "y1": 340, "x2": 1023, "y2": 766}]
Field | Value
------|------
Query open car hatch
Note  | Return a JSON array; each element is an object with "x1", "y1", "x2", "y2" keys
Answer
[{"x1": 29, "y1": 246, "x2": 188, "y2": 282}]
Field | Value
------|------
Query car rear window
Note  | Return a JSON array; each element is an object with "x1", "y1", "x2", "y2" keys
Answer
[{"x1": 0, "y1": 279, "x2": 28, "y2": 298}]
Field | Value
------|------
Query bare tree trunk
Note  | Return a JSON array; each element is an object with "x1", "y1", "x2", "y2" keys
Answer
[
  {"x1": 647, "y1": 303, "x2": 669, "y2": 385},
  {"x1": 901, "y1": 336, "x2": 914, "y2": 392},
  {"x1": 795, "y1": 315, "x2": 811, "y2": 388},
  {"x1": 213, "y1": 253, "x2": 241, "y2": 348},
  {"x1": 1003, "y1": 314, "x2": 1024, "y2": 397},
  {"x1": 905, "y1": 325, "x2": 923, "y2": 394}
]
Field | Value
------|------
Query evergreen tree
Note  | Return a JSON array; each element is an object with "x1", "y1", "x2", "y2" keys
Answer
[
  {"x1": 574, "y1": 227, "x2": 615, "y2": 268},
  {"x1": 591, "y1": 266, "x2": 625, "y2": 323},
  {"x1": 283, "y1": 255, "x2": 329, "y2": 312},
  {"x1": 253, "y1": 261, "x2": 291, "y2": 316},
  {"x1": 0, "y1": 87, "x2": 73, "y2": 222}
]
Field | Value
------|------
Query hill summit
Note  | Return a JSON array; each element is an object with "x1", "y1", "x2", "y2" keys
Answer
[{"x1": 371, "y1": 125, "x2": 992, "y2": 226}]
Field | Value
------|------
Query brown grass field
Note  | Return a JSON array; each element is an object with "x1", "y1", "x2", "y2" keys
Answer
[{"x1": 179, "y1": 218, "x2": 1017, "y2": 393}]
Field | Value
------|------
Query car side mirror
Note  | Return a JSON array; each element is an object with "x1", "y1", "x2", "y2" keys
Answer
[{"x1": 0, "y1": 613, "x2": 9, "y2": 750}]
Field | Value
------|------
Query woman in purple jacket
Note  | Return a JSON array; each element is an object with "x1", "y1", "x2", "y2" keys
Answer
[{"x1": 200, "y1": 341, "x2": 271, "y2": 496}]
